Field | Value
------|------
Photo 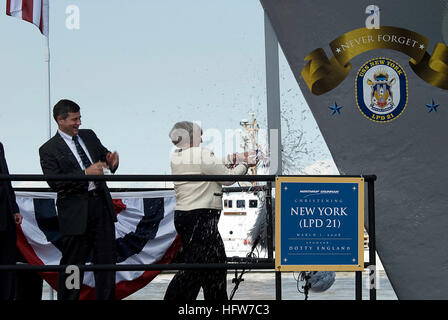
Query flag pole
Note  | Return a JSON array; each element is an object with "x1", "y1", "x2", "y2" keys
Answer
[
  {"x1": 45, "y1": 36, "x2": 51, "y2": 139},
  {"x1": 7, "y1": 0, "x2": 51, "y2": 137},
  {"x1": 45, "y1": 37, "x2": 51, "y2": 138},
  {"x1": 44, "y1": 0, "x2": 51, "y2": 140},
  {"x1": 44, "y1": 9, "x2": 55, "y2": 299}
]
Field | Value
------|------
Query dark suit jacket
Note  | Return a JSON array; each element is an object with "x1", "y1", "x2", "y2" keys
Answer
[
  {"x1": 39, "y1": 129, "x2": 118, "y2": 235},
  {"x1": 0, "y1": 142, "x2": 19, "y2": 231}
]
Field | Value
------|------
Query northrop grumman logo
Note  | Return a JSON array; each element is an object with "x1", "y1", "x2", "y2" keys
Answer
[{"x1": 355, "y1": 57, "x2": 408, "y2": 122}]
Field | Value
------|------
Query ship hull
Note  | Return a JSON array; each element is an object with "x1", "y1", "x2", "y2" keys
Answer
[{"x1": 261, "y1": 0, "x2": 448, "y2": 299}]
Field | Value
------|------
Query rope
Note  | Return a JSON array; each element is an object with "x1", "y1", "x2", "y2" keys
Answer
[
  {"x1": 295, "y1": 271, "x2": 313, "y2": 300},
  {"x1": 229, "y1": 235, "x2": 261, "y2": 300},
  {"x1": 228, "y1": 178, "x2": 267, "y2": 300}
]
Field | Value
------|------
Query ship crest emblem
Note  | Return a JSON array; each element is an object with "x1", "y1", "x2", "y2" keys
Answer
[{"x1": 356, "y1": 57, "x2": 408, "y2": 122}]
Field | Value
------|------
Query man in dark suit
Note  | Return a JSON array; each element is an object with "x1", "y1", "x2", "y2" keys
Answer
[
  {"x1": 39, "y1": 99, "x2": 119, "y2": 300},
  {"x1": 0, "y1": 142, "x2": 23, "y2": 300}
]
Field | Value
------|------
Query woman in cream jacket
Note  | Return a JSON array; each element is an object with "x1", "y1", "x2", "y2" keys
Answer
[{"x1": 164, "y1": 121, "x2": 254, "y2": 301}]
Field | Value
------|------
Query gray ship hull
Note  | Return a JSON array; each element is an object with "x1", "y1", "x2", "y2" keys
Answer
[{"x1": 260, "y1": 0, "x2": 448, "y2": 299}]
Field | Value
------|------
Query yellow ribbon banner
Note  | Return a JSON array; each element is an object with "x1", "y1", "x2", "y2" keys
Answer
[{"x1": 302, "y1": 26, "x2": 448, "y2": 95}]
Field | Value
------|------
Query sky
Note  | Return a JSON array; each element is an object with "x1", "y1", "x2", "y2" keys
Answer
[{"x1": 0, "y1": 0, "x2": 337, "y2": 187}]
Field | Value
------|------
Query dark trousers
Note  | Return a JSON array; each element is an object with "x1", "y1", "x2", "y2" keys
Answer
[
  {"x1": 164, "y1": 209, "x2": 228, "y2": 301},
  {"x1": 14, "y1": 249, "x2": 43, "y2": 300},
  {"x1": 57, "y1": 194, "x2": 116, "y2": 300},
  {"x1": 0, "y1": 216, "x2": 16, "y2": 300}
]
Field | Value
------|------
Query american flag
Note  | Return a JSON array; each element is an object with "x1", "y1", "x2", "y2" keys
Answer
[{"x1": 6, "y1": 0, "x2": 49, "y2": 37}]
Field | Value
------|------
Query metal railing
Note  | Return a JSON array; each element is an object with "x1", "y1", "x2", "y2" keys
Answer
[{"x1": 0, "y1": 173, "x2": 378, "y2": 300}]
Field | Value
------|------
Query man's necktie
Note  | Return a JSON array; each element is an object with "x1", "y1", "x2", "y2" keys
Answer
[
  {"x1": 72, "y1": 135, "x2": 92, "y2": 169},
  {"x1": 73, "y1": 135, "x2": 103, "y2": 190}
]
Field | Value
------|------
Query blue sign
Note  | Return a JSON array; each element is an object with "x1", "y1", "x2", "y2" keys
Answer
[{"x1": 275, "y1": 177, "x2": 364, "y2": 271}]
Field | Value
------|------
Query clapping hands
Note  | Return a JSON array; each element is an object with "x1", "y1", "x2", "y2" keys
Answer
[{"x1": 106, "y1": 151, "x2": 119, "y2": 169}]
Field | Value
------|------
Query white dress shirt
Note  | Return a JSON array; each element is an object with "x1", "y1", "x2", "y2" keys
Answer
[{"x1": 58, "y1": 129, "x2": 96, "y2": 191}]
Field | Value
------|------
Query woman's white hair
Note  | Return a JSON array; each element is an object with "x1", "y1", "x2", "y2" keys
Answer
[{"x1": 169, "y1": 121, "x2": 202, "y2": 149}]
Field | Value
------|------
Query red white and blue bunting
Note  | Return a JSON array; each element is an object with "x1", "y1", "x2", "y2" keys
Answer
[{"x1": 15, "y1": 190, "x2": 181, "y2": 300}]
